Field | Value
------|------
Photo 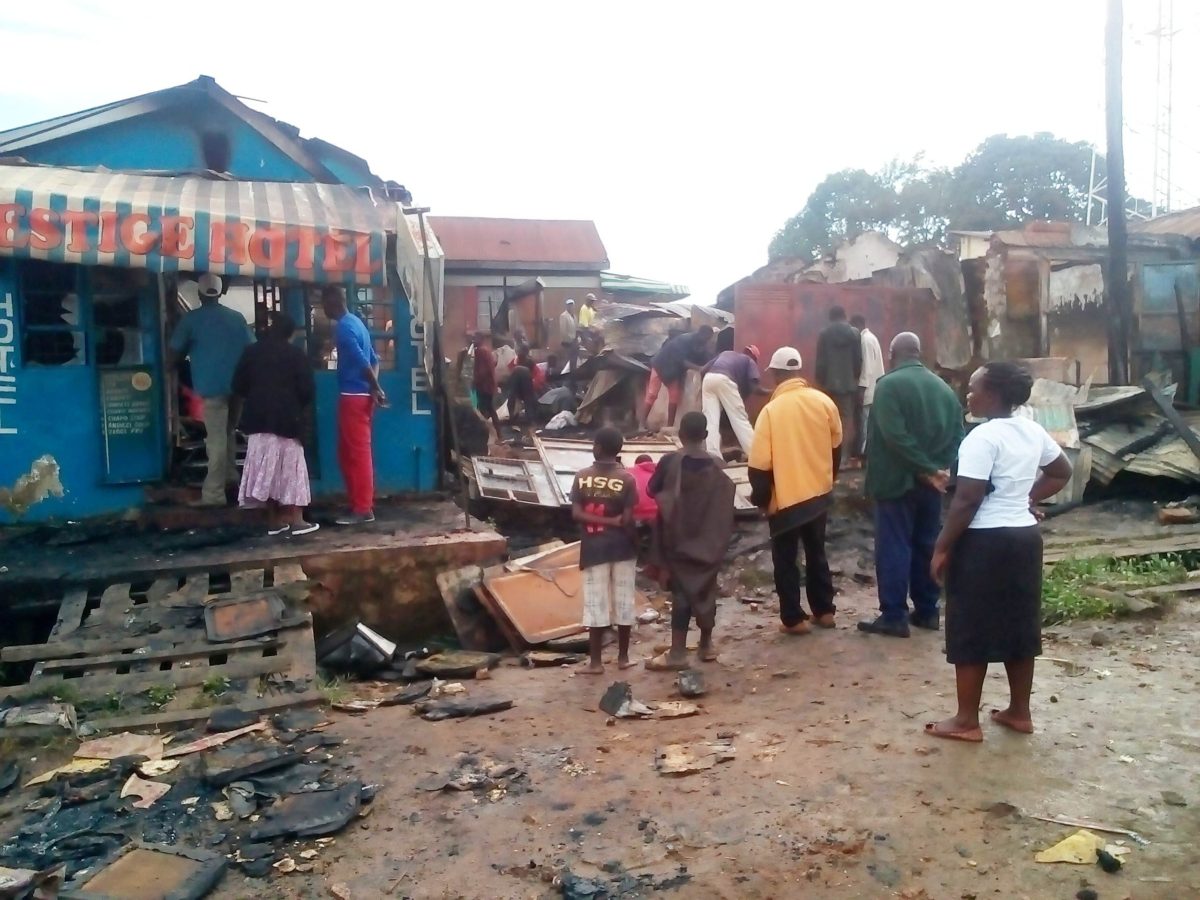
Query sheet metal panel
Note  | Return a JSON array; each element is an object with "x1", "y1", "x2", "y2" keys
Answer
[{"x1": 733, "y1": 283, "x2": 938, "y2": 388}]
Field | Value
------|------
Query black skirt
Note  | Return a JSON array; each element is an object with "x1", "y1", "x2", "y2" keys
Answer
[{"x1": 945, "y1": 525, "x2": 1043, "y2": 665}]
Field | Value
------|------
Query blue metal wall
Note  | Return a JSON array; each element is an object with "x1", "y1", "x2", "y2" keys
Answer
[
  {"x1": 13, "y1": 105, "x2": 316, "y2": 183},
  {"x1": 0, "y1": 256, "x2": 147, "y2": 521}
]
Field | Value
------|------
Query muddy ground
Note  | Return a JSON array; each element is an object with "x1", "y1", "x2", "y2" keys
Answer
[{"x1": 209, "y1": 502, "x2": 1200, "y2": 900}]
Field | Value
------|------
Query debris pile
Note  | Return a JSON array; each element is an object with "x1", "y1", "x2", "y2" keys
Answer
[
  {"x1": 0, "y1": 708, "x2": 374, "y2": 895},
  {"x1": 415, "y1": 753, "x2": 530, "y2": 801},
  {"x1": 1072, "y1": 379, "x2": 1200, "y2": 488}
]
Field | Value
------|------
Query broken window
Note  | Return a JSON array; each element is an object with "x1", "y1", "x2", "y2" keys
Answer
[
  {"x1": 91, "y1": 266, "x2": 145, "y2": 367},
  {"x1": 350, "y1": 287, "x2": 396, "y2": 370},
  {"x1": 304, "y1": 286, "x2": 396, "y2": 371},
  {"x1": 477, "y1": 287, "x2": 504, "y2": 333},
  {"x1": 20, "y1": 260, "x2": 84, "y2": 367}
]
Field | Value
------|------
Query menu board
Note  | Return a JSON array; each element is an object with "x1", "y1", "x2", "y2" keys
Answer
[{"x1": 99, "y1": 367, "x2": 164, "y2": 483}]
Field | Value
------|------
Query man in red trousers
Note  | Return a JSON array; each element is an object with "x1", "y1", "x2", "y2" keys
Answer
[{"x1": 322, "y1": 286, "x2": 386, "y2": 525}]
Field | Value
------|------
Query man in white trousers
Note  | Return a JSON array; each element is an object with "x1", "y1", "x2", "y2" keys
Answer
[
  {"x1": 851, "y1": 314, "x2": 885, "y2": 461},
  {"x1": 700, "y1": 344, "x2": 766, "y2": 458}
]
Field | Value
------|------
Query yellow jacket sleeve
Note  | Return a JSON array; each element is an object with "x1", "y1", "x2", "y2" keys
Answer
[{"x1": 748, "y1": 407, "x2": 773, "y2": 471}]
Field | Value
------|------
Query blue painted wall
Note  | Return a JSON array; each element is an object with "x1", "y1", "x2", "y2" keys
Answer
[
  {"x1": 0, "y1": 256, "x2": 148, "y2": 521},
  {"x1": 309, "y1": 298, "x2": 438, "y2": 498},
  {"x1": 14, "y1": 103, "x2": 317, "y2": 183}
]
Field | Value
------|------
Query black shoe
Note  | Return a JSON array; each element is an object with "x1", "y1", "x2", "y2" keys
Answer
[
  {"x1": 910, "y1": 611, "x2": 941, "y2": 631},
  {"x1": 856, "y1": 616, "x2": 911, "y2": 638}
]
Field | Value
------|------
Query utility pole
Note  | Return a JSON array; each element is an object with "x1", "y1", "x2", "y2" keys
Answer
[{"x1": 1106, "y1": 0, "x2": 1132, "y2": 385}]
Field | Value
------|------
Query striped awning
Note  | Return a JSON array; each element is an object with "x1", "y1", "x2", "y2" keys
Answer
[{"x1": 0, "y1": 162, "x2": 397, "y2": 285}]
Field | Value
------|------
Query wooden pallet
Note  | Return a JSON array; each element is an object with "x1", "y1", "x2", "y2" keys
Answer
[
  {"x1": 1044, "y1": 530, "x2": 1200, "y2": 563},
  {"x1": 2, "y1": 562, "x2": 321, "y2": 731}
]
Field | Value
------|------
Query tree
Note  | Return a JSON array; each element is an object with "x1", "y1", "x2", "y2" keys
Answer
[
  {"x1": 948, "y1": 133, "x2": 1095, "y2": 230},
  {"x1": 768, "y1": 133, "x2": 1106, "y2": 262}
]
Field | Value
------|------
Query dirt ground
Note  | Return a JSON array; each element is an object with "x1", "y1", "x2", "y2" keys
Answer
[{"x1": 210, "y1": 504, "x2": 1200, "y2": 900}]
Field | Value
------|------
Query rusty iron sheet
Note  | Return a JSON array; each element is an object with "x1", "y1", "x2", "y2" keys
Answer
[
  {"x1": 471, "y1": 583, "x2": 525, "y2": 651},
  {"x1": 484, "y1": 557, "x2": 648, "y2": 646},
  {"x1": 204, "y1": 593, "x2": 286, "y2": 642},
  {"x1": 733, "y1": 283, "x2": 938, "y2": 407},
  {"x1": 507, "y1": 541, "x2": 579, "y2": 572},
  {"x1": 482, "y1": 566, "x2": 587, "y2": 645}
]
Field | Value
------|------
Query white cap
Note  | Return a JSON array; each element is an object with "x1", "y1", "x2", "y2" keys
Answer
[
  {"x1": 767, "y1": 346, "x2": 803, "y2": 371},
  {"x1": 197, "y1": 272, "x2": 223, "y2": 298},
  {"x1": 586, "y1": 293, "x2": 597, "y2": 302},
  {"x1": 565, "y1": 298, "x2": 575, "y2": 305}
]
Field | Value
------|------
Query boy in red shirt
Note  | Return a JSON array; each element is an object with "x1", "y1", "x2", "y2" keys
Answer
[
  {"x1": 630, "y1": 454, "x2": 659, "y2": 524},
  {"x1": 472, "y1": 333, "x2": 502, "y2": 437}
]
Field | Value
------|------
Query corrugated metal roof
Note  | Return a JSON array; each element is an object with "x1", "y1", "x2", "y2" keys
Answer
[
  {"x1": 950, "y1": 221, "x2": 1196, "y2": 258},
  {"x1": 427, "y1": 216, "x2": 609, "y2": 271},
  {"x1": 1132, "y1": 206, "x2": 1200, "y2": 239},
  {"x1": 0, "y1": 76, "x2": 359, "y2": 186},
  {"x1": 601, "y1": 271, "x2": 690, "y2": 299}
]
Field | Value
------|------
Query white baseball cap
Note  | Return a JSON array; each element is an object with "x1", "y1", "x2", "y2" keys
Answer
[
  {"x1": 197, "y1": 272, "x2": 223, "y2": 298},
  {"x1": 565, "y1": 298, "x2": 575, "y2": 305},
  {"x1": 767, "y1": 346, "x2": 803, "y2": 371}
]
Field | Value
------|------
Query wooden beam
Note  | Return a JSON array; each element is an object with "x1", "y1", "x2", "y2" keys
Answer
[
  {"x1": 37, "y1": 637, "x2": 280, "y2": 674},
  {"x1": 1044, "y1": 534, "x2": 1200, "y2": 563},
  {"x1": 72, "y1": 689, "x2": 325, "y2": 734},
  {"x1": 1, "y1": 656, "x2": 294, "y2": 703},
  {"x1": 3, "y1": 613, "x2": 312, "y2": 664}
]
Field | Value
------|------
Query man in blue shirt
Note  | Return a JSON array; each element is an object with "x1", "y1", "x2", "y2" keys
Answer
[
  {"x1": 170, "y1": 273, "x2": 253, "y2": 506},
  {"x1": 321, "y1": 286, "x2": 386, "y2": 525}
]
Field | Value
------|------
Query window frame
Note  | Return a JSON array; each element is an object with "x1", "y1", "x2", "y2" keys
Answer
[
  {"x1": 18, "y1": 260, "x2": 88, "y2": 368},
  {"x1": 348, "y1": 286, "x2": 397, "y2": 371}
]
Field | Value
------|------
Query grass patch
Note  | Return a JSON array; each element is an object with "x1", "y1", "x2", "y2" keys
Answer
[
  {"x1": 144, "y1": 685, "x2": 176, "y2": 710},
  {"x1": 317, "y1": 674, "x2": 351, "y2": 705},
  {"x1": 21, "y1": 681, "x2": 82, "y2": 706},
  {"x1": 202, "y1": 675, "x2": 230, "y2": 698},
  {"x1": 1043, "y1": 553, "x2": 1188, "y2": 624}
]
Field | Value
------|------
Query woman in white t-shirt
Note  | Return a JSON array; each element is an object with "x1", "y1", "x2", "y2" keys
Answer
[{"x1": 925, "y1": 362, "x2": 1072, "y2": 743}]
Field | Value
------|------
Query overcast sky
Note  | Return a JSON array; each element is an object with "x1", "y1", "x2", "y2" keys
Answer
[{"x1": 2, "y1": 1, "x2": 1198, "y2": 303}]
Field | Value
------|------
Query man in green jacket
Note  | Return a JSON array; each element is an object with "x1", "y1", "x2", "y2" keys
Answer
[{"x1": 858, "y1": 333, "x2": 963, "y2": 638}]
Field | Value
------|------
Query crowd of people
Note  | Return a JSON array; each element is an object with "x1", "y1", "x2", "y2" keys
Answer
[
  {"x1": 169, "y1": 277, "x2": 385, "y2": 534},
  {"x1": 175, "y1": 279, "x2": 1070, "y2": 742},
  {"x1": 570, "y1": 322, "x2": 1071, "y2": 745}
]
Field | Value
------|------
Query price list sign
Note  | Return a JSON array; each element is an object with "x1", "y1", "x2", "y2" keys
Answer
[{"x1": 99, "y1": 367, "x2": 163, "y2": 483}]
